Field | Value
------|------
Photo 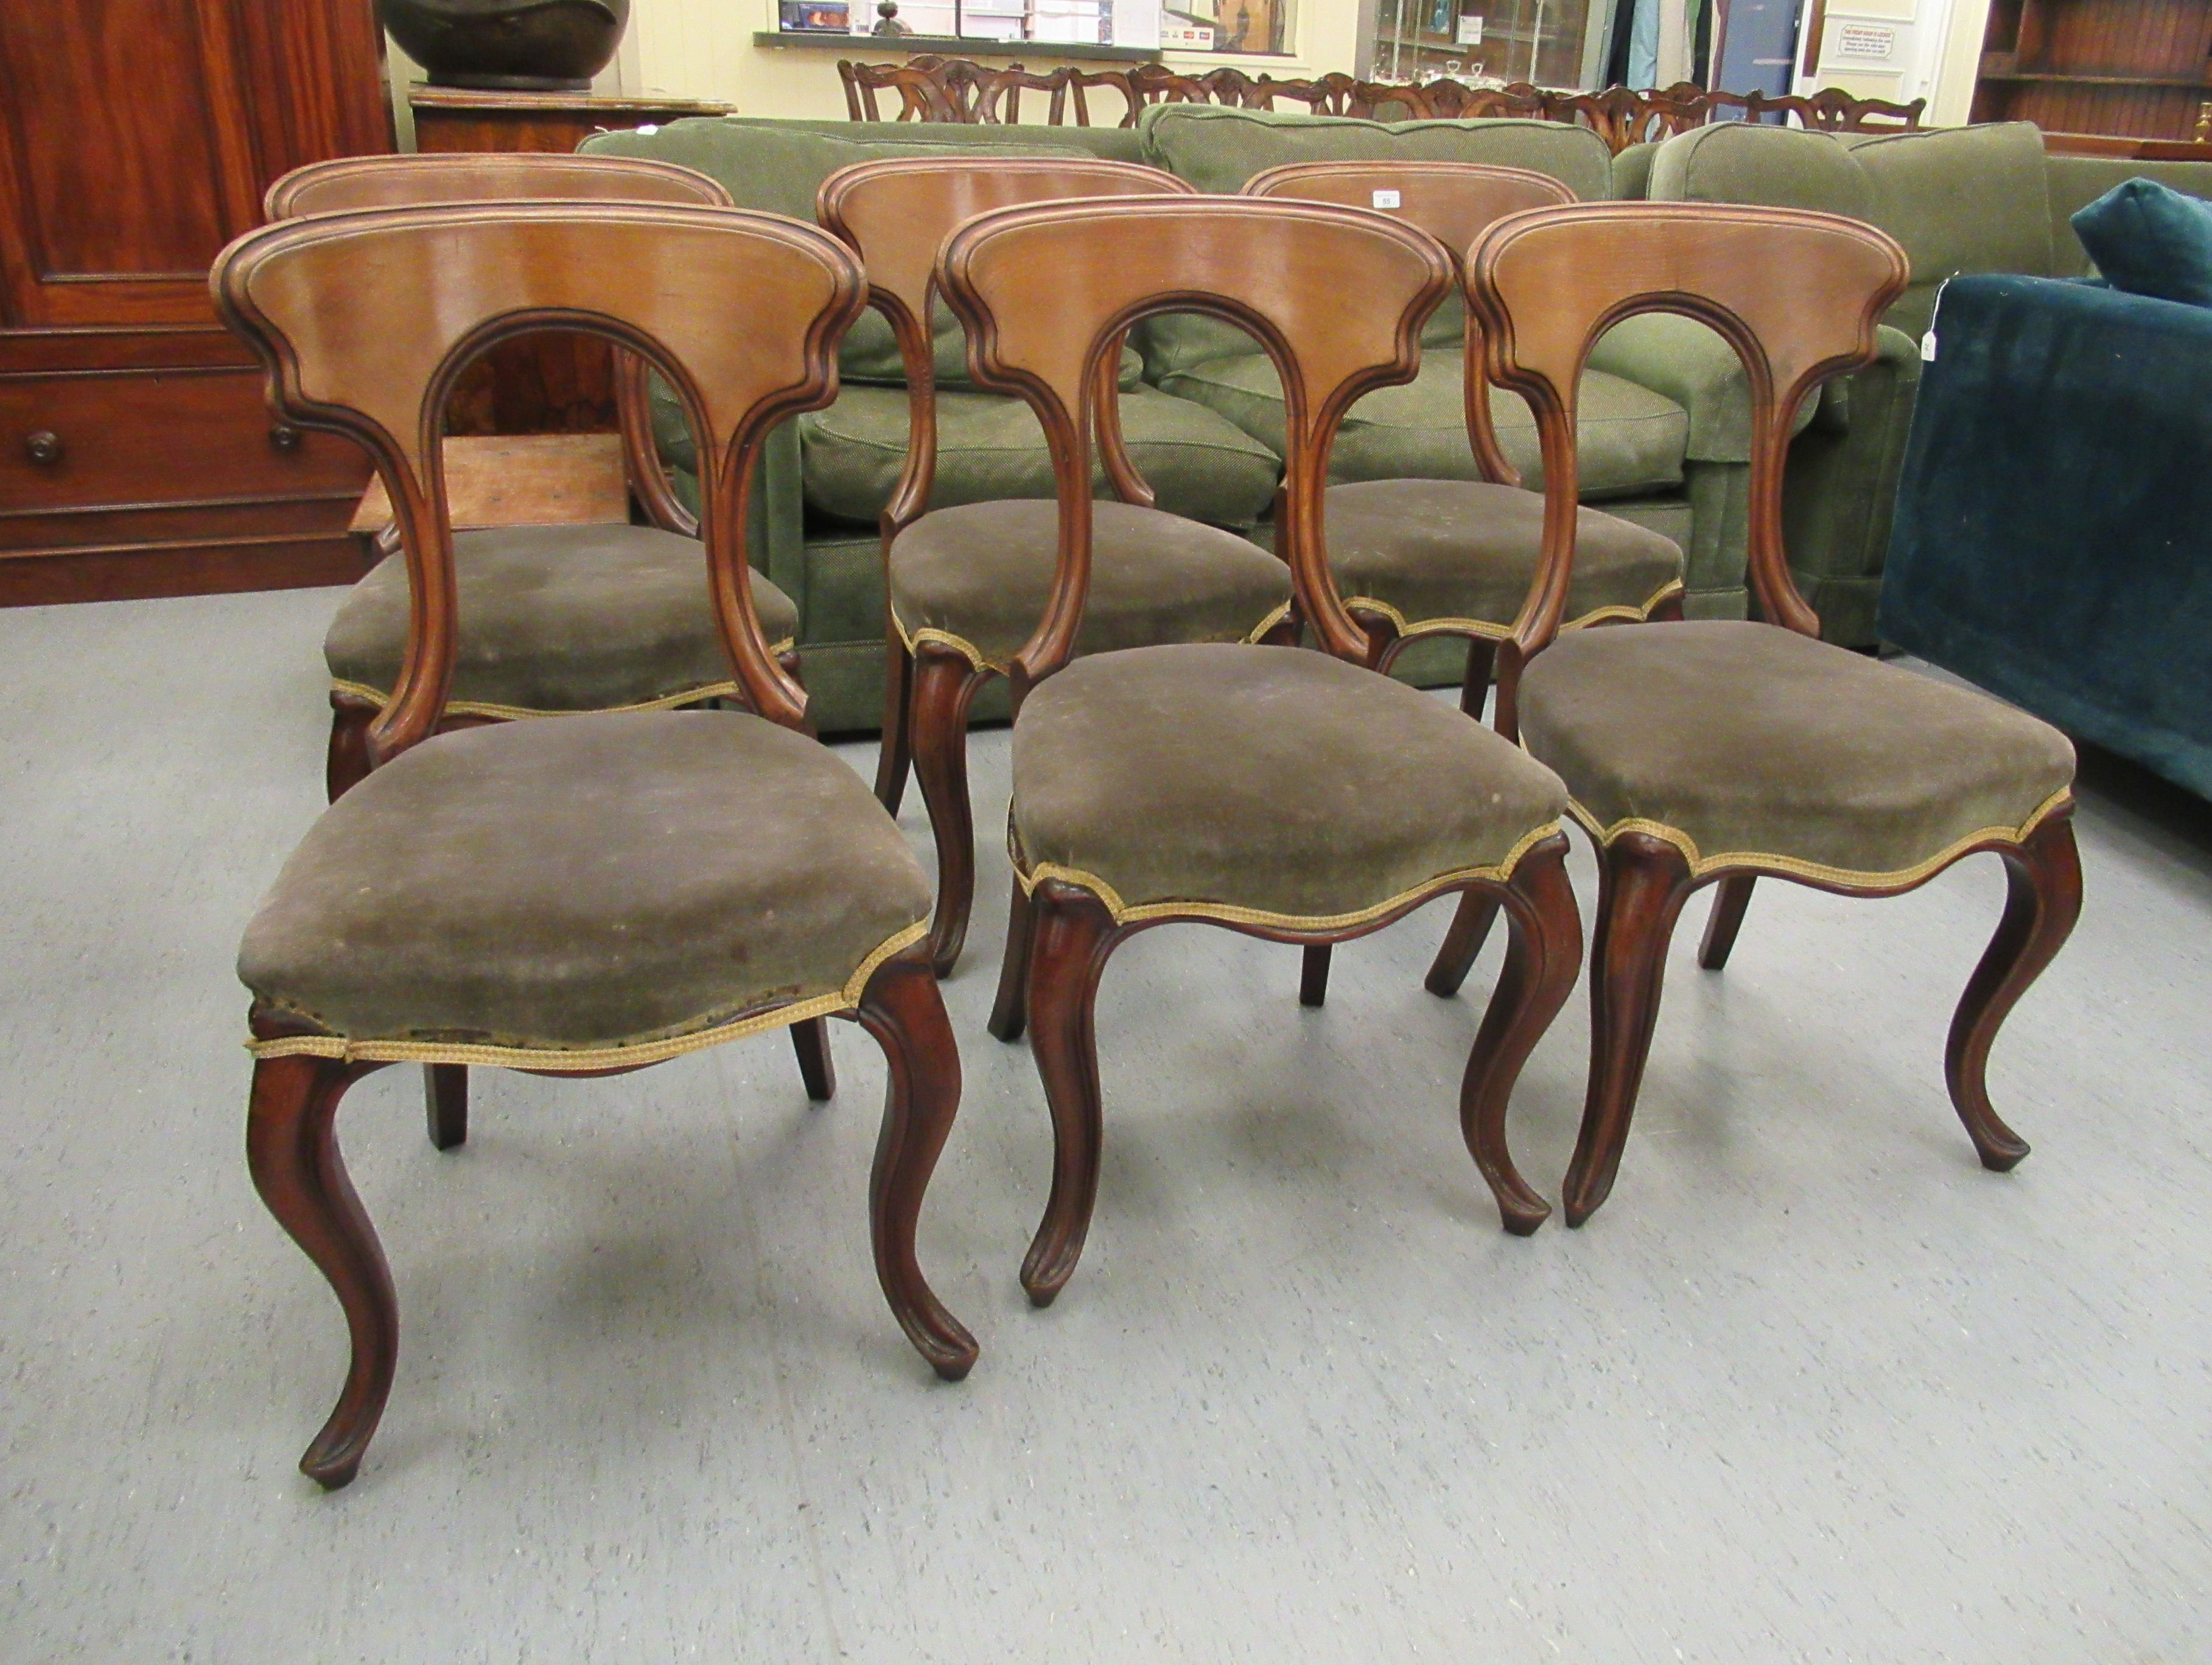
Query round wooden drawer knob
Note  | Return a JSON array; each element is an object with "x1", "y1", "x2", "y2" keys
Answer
[
  {"x1": 25, "y1": 429, "x2": 63, "y2": 466},
  {"x1": 270, "y1": 423, "x2": 301, "y2": 452}
]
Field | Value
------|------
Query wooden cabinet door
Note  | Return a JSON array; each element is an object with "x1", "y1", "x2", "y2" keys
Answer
[{"x1": 0, "y1": 0, "x2": 390, "y2": 334}]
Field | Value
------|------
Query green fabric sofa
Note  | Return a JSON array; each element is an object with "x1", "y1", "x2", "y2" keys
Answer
[
  {"x1": 1640, "y1": 119, "x2": 2212, "y2": 645},
  {"x1": 580, "y1": 108, "x2": 1799, "y2": 729}
]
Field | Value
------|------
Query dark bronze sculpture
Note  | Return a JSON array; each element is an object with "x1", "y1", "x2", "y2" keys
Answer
[{"x1": 379, "y1": 0, "x2": 632, "y2": 91}]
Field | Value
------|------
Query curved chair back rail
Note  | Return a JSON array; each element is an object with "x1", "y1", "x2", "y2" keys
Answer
[
  {"x1": 936, "y1": 194, "x2": 1455, "y2": 686},
  {"x1": 263, "y1": 152, "x2": 735, "y2": 541},
  {"x1": 816, "y1": 156, "x2": 1194, "y2": 534},
  {"x1": 263, "y1": 152, "x2": 733, "y2": 219},
  {"x1": 1243, "y1": 159, "x2": 1576, "y2": 487},
  {"x1": 212, "y1": 201, "x2": 867, "y2": 760},
  {"x1": 1466, "y1": 200, "x2": 1907, "y2": 728}
]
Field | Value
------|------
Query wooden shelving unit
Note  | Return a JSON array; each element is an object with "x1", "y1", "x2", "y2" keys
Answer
[{"x1": 1973, "y1": 0, "x2": 2212, "y2": 140}]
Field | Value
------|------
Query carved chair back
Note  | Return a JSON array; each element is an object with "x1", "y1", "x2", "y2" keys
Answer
[
  {"x1": 976, "y1": 63, "x2": 1073, "y2": 125},
  {"x1": 1766, "y1": 88, "x2": 1927, "y2": 130},
  {"x1": 1545, "y1": 85, "x2": 1701, "y2": 150},
  {"x1": 263, "y1": 153, "x2": 732, "y2": 539},
  {"x1": 1248, "y1": 72, "x2": 1356, "y2": 113},
  {"x1": 213, "y1": 203, "x2": 866, "y2": 759},
  {"x1": 816, "y1": 155, "x2": 1191, "y2": 538},
  {"x1": 1464, "y1": 201, "x2": 1906, "y2": 730},
  {"x1": 1242, "y1": 159, "x2": 1573, "y2": 487},
  {"x1": 839, "y1": 56, "x2": 965, "y2": 122},
  {"x1": 936, "y1": 195, "x2": 1452, "y2": 694}
]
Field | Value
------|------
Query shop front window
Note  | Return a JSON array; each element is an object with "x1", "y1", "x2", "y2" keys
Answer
[{"x1": 1368, "y1": 0, "x2": 1600, "y2": 88}]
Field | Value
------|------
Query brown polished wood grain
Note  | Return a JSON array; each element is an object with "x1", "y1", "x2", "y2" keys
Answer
[
  {"x1": 937, "y1": 195, "x2": 1587, "y2": 1299},
  {"x1": 816, "y1": 155, "x2": 1194, "y2": 976},
  {"x1": 219, "y1": 201, "x2": 973, "y2": 1486},
  {"x1": 406, "y1": 89, "x2": 738, "y2": 435},
  {"x1": 0, "y1": 0, "x2": 391, "y2": 605},
  {"x1": 1455, "y1": 200, "x2": 2083, "y2": 1226}
]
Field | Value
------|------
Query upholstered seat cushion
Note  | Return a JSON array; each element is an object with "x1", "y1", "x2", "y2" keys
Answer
[
  {"x1": 799, "y1": 383, "x2": 1283, "y2": 530},
  {"x1": 326, "y1": 524, "x2": 799, "y2": 716},
  {"x1": 1325, "y1": 479, "x2": 1684, "y2": 634},
  {"x1": 1163, "y1": 350, "x2": 1690, "y2": 500},
  {"x1": 889, "y1": 500, "x2": 1292, "y2": 672},
  {"x1": 1517, "y1": 621, "x2": 2076, "y2": 879},
  {"x1": 1012, "y1": 643, "x2": 1569, "y2": 922},
  {"x1": 238, "y1": 711, "x2": 932, "y2": 1056}
]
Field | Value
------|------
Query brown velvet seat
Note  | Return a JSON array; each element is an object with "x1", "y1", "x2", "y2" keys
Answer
[
  {"x1": 1012, "y1": 643, "x2": 1565, "y2": 922},
  {"x1": 951, "y1": 195, "x2": 1589, "y2": 1305},
  {"x1": 1433, "y1": 200, "x2": 2084, "y2": 1231},
  {"x1": 1245, "y1": 161, "x2": 1685, "y2": 713},
  {"x1": 241, "y1": 710, "x2": 929, "y2": 1055},
  {"x1": 264, "y1": 154, "x2": 753, "y2": 798},
  {"x1": 1325, "y1": 479, "x2": 1682, "y2": 645},
  {"x1": 888, "y1": 500, "x2": 1289, "y2": 673},
  {"x1": 817, "y1": 155, "x2": 1295, "y2": 981},
  {"x1": 216, "y1": 201, "x2": 977, "y2": 1490},
  {"x1": 1520, "y1": 621, "x2": 2076, "y2": 880},
  {"x1": 326, "y1": 524, "x2": 800, "y2": 719}
]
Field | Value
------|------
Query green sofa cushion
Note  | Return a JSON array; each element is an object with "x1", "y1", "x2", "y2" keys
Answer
[
  {"x1": 2070, "y1": 176, "x2": 2212, "y2": 307},
  {"x1": 1846, "y1": 122, "x2": 2054, "y2": 336},
  {"x1": 1135, "y1": 104, "x2": 1617, "y2": 374},
  {"x1": 727, "y1": 115, "x2": 1147, "y2": 164},
  {"x1": 799, "y1": 382, "x2": 1283, "y2": 529},
  {"x1": 1136, "y1": 102, "x2": 1617, "y2": 200},
  {"x1": 581, "y1": 119, "x2": 1091, "y2": 389},
  {"x1": 1162, "y1": 349, "x2": 1688, "y2": 500},
  {"x1": 1649, "y1": 120, "x2": 2056, "y2": 338},
  {"x1": 1648, "y1": 121, "x2": 1875, "y2": 219}
]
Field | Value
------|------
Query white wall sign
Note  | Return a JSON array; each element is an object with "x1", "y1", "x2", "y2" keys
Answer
[{"x1": 1835, "y1": 21, "x2": 1899, "y2": 60}]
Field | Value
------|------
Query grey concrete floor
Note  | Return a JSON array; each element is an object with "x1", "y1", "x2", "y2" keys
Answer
[{"x1": 2, "y1": 587, "x2": 2208, "y2": 1663}]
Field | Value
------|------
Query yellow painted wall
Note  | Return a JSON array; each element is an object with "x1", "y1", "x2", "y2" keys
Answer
[{"x1": 614, "y1": 0, "x2": 1364, "y2": 119}]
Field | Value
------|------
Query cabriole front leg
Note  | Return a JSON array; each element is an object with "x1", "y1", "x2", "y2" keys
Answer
[
  {"x1": 1457, "y1": 836, "x2": 1583, "y2": 1235},
  {"x1": 245, "y1": 1053, "x2": 395, "y2": 1489},
  {"x1": 850, "y1": 947, "x2": 978, "y2": 1381},
  {"x1": 1018, "y1": 880, "x2": 1121, "y2": 1307},
  {"x1": 1944, "y1": 813, "x2": 2083, "y2": 1171},
  {"x1": 1562, "y1": 832, "x2": 1699, "y2": 1228}
]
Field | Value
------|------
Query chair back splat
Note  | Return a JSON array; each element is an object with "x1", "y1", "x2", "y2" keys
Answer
[
  {"x1": 817, "y1": 157, "x2": 1191, "y2": 537},
  {"x1": 1244, "y1": 160, "x2": 1575, "y2": 488},
  {"x1": 212, "y1": 203, "x2": 867, "y2": 760},
  {"x1": 1466, "y1": 201, "x2": 1908, "y2": 733},
  {"x1": 937, "y1": 195, "x2": 1454, "y2": 694},
  {"x1": 264, "y1": 153, "x2": 735, "y2": 545}
]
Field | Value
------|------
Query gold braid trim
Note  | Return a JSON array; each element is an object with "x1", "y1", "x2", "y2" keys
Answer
[
  {"x1": 1345, "y1": 578, "x2": 1685, "y2": 645},
  {"x1": 891, "y1": 615, "x2": 992, "y2": 671},
  {"x1": 1567, "y1": 786, "x2": 2074, "y2": 886},
  {"x1": 1010, "y1": 820, "x2": 1561, "y2": 929},
  {"x1": 245, "y1": 920, "x2": 929, "y2": 1071},
  {"x1": 892, "y1": 604, "x2": 1296, "y2": 677},
  {"x1": 329, "y1": 658, "x2": 799, "y2": 725}
]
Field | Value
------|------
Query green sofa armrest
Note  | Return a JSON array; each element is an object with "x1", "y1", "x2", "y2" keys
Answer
[
  {"x1": 1584, "y1": 313, "x2": 1820, "y2": 464},
  {"x1": 1781, "y1": 322, "x2": 1922, "y2": 646}
]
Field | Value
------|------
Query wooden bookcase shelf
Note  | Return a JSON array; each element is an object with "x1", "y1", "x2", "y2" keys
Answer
[{"x1": 1973, "y1": 0, "x2": 2212, "y2": 139}]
